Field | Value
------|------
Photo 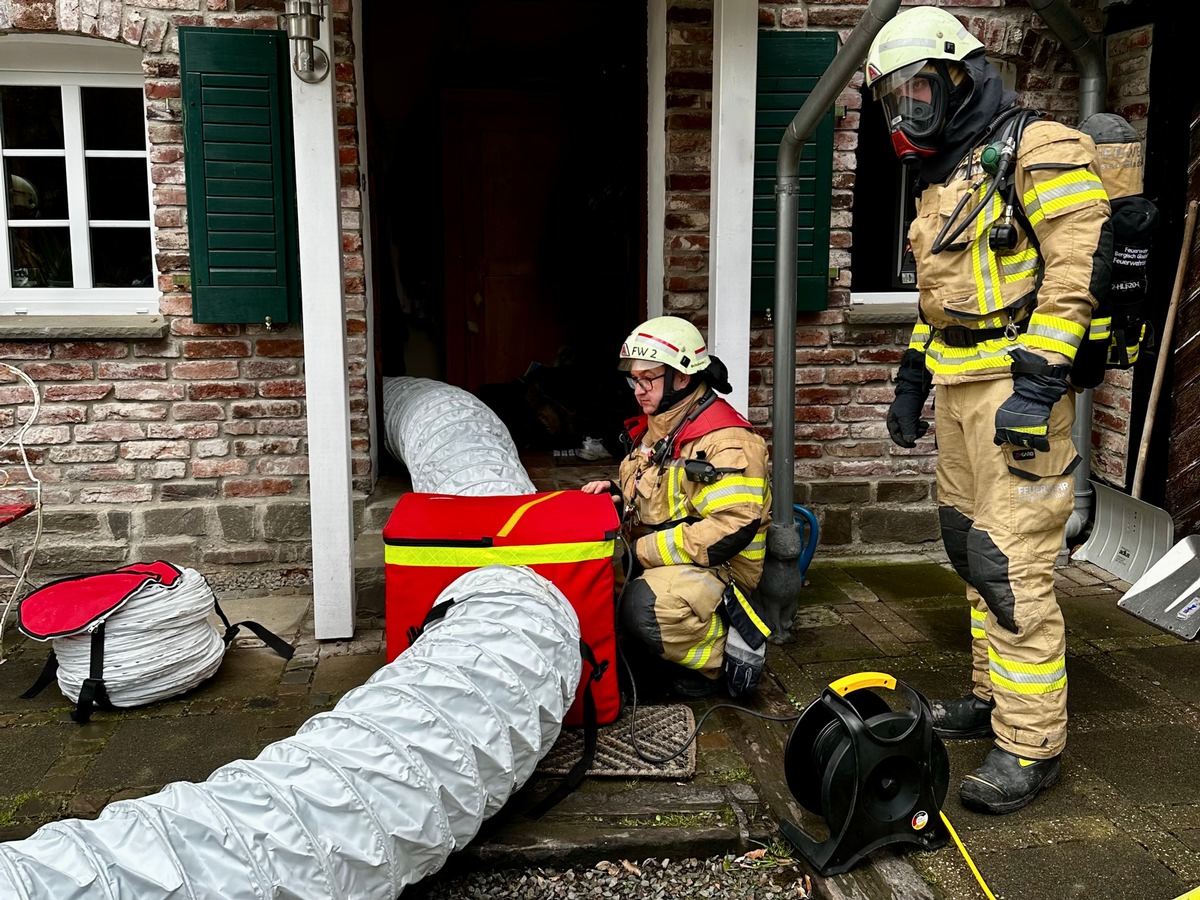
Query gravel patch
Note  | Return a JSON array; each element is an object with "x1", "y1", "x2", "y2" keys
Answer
[{"x1": 407, "y1": 854, "x2": 816, "y2": 899}]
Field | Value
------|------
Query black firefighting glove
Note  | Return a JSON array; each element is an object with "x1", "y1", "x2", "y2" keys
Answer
[
  {"x1": 887, "y1": 349, "x2": 933, "y2": 448},
  {"x1": 993, "y1": 348, "x2": 1071, "y2": 452}
]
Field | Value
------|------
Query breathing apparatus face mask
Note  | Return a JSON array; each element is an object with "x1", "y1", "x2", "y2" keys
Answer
[{"x1": 873, "y1": 61, "x2": 951, "y2": 164}]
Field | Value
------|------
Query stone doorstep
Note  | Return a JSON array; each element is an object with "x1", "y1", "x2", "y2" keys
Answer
[{"x1": 464, "y1": 782, "x2": 773, "y2": 870}]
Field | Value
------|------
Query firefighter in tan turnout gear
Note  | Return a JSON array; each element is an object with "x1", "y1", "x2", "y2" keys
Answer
[
  {"x1": 865, "y1": 7, "x2": 1112, "y2": 813},
  {"x1": 582, "y1": 316, "x2": 772, "y2": 699}
]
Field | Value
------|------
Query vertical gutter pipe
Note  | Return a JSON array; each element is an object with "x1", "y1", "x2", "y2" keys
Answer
[
  {"x1": 760, "y1": 0, "x2": 900, "y2": 642},
  {"x1": 1027, "y1": 0, "x2": 1107, "y2": 547}
]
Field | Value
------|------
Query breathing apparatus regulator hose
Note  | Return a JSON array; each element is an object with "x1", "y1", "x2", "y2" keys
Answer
[{"x1": 930, "y1": 109, "x2": 1027, "y2": 255}]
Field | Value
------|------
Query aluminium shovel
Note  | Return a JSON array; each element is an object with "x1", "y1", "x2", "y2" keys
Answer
[{"x1": 1073, "y1": 200, "x2": 1198, "y2": 588}]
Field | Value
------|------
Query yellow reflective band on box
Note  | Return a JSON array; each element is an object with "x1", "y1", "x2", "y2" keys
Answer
[{"x1": 386, "y1": 539, "x2": 615, "y2": 568}]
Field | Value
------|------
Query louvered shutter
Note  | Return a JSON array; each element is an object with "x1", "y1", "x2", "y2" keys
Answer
[
  {"x1": 179, "y1": 28, "x2": 301, "y2": 325},
  {"x1": 752, "y1": 31, "x2": 837, "y2": 312}
]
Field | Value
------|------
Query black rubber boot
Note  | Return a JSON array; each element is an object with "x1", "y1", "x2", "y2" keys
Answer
[
  {"x1": 960, "y1": 748, "x2": 1062, "y2": 814},
  {"x1": 670, "y1": 669, "x2": 722, "y2": 699},
  {"x1": 931, "y1": 694, "x2": 995, "y2": 739}
]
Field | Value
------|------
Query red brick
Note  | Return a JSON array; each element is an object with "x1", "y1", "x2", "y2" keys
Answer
[
  {"x1": 80, "y1": 485, "x2": 152, "y2": 503},
  {"x1": 188, "y1": 382, "x2": 256, "y2": 400},
  {"x1": 72, "y1": 464, "x2": 137, "y2": 481},
  {"x1": 43, "y1": 384, "x2": 113, "y2": 402},
  {"x1": 173, "y1": 361, "x2": 240, "y2": 380},
  {"x1": 259, "y1": 380, "x2": 306, "y2": 399},
  {"x1": 114, "y1": 383, "x2": 185, "y2": 401},
  {"x1": 120, "y1": 440, "x2": 189, "y2": 460},
  {"x1": 192, "y1": 459, "x2": 249, "y2": 479},
  {"x1": 222, "y1": 478, "x2": 295, "y2": 497},
  {"x1": 98, "y1": 362, "x2": 169, "y2": 379},
  {"x1": 22, "y1": 362, "x2": 94, "y2": 381},
  {"x1": 257, "y1": 458, "x2": 309, "y2": 476},
  {"x1": 74, "y1": 423, "x2": 146, "y2": 442},
  {"x1": 231, "y1": 401, "x2": 303, "y2": 419},
  {"x1": 244, "y1": 361, "x2": 299, "y2": 379},
  {"x1": 148, "y1": 423, "x2": 219, "y2": 439},
  {"x1": 255, "y1": 339, "x2": 305, "y2": 358},
  {"x1": 35, "y1": 406, "x2": 86, "y2": 425},
  {"x1": 233, "y1": 438, "x2": 300, "y2": 455},
  {"x1": 174, "y1": 403, "x2": 226, "y2": 421},
  {"x1": 93, "y1": 403, "x2": 168, "y2": 421}
]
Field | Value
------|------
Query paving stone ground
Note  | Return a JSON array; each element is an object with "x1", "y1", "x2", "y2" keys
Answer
[{"x1": 1, "y1": 547, "x2": 1198, "y2": 900}]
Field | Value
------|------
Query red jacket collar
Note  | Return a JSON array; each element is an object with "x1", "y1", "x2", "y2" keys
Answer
[{"x1": 624, "y1": 397, "x2": 753, "y2": 459}]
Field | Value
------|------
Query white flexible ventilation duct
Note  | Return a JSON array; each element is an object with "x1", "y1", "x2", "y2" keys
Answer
[
  {"x1": 0, "y1": 565, "x2": 580, "y2": 899},
  {"x1": 382, "y1": 375, "x2": 536, "y2": 495}
]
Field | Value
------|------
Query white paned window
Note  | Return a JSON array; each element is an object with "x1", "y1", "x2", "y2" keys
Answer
[{"x1": 0, "y1": 37, "x2": 157, "y2": 317}]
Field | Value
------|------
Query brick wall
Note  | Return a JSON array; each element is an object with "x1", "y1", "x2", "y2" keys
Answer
[
  {"x1": 0, "y1": 0, "x2": 368, "y2": 591},
  {"x1": 664, "y1": 0, "x2": 1113, "y2": 552}
]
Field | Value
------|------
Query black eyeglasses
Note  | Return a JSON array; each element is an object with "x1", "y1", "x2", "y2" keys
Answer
[{"x1": 626, "y1": 371, "x2": 667, "y2": 392}]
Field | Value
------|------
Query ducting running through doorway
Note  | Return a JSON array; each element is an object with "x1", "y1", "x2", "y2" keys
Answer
[
  {"x1": 0, "y1": 565, "x2": 581, "y2": 899},
  {"x1": 382, "y1": 375, "x2": 536, "y2": 495}
]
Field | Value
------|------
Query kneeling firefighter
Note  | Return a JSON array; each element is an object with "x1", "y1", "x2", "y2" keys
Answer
[
  {"x1": 582, "y1": 316, "x2": 772, "y2": 699},
  {"x1": 866, "y1": 8, "x2": 1113, "y2": 813}
]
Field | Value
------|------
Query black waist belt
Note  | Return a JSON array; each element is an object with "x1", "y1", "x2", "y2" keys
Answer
[{"x1": 937, "y1": 323, "x2": 1019, "y2": 348}]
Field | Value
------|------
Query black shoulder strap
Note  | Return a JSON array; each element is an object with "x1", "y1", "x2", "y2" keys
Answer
[
  {"x1": 525, "y1": 639, "x2": 603, "y2": 820},
  {"x1": 73, "y1": 622, "x2": 114, "y2": 724},
  {"x1": 215, "y1": 600, "x2": 295, "y2": 660}
]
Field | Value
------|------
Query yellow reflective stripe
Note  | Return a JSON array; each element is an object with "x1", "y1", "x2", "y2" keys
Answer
[
  {"x1": 733, "y1": 583, "x2": 771, "y2": 638},
  {"x1": 386, "y1": 539, "x2": 615, "y2": 567},
  {"x1": 681, "y1": 612, "x2": 726, "y2": 670},
  {"x1": 668, "y1": 462, "x2": 686, "y2": 520},
  {"x1": 972, "y1": 190, "x2": 1005, "y2": 315},
  {"x1": 908, "y1": 323, "x2": 933, "y2": 352},
  {"x1": 496, "y1": 491, "x2": 564, "y2": 537},
  {"x1": 694, "y1": 476, "x2": 768, "y2": 515},
  {"x1": 1022, "y1": 169, "x2": 1107, "y2": 227},
  {"x1": 988, "y1": 647, "x2": 1067, "y2": 694},
  {"x1": 738, "y1": 533, "x2": 766, "y2": 561},
  {"x1": 656, "y1": 526, "x2": 693, "y2": 565},
  {"x1": 1089, "y1": 316, "x2": 1111, "y2": 339},
  {"x1": 1022, "y1": 312, "x2": 1085, "y2": 359},
  {"x1": 970, "y1": 607, "x2": 987, "y2": 640},
  {"x1": 925, "y1": 336, "x2": 1016, "y2": 375},
  {"x1": 998, "y1": 248, "x2": 1039, "y2": 283}
]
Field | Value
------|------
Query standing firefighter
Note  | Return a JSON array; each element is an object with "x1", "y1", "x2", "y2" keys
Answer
[
  {"x1": 582, "y1": 316, "x2": 772, "y2": 699},
  {"x1": 865, "y1": 7, "x2": 1112, "y2": 813}
]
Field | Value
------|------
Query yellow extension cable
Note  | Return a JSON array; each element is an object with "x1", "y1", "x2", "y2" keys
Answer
[
  {"x1": 940, "y1": 810, "x2": 1200, "y2": 900},
  {"x1": 940, "y1": 811, "x2": 999, "y2": 900}
]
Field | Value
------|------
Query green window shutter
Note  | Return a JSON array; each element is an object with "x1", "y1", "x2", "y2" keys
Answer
[
  {"x1": 179, "y1": 28, "x2": 301, "y2": 325},
  {"x1": 752, "y1": 30, "x2": 837, "y2": 313}
]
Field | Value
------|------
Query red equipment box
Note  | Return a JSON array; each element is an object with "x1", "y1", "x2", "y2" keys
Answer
[{"x1": 383, "y1": 490, "x2": 621, "y2": 726}]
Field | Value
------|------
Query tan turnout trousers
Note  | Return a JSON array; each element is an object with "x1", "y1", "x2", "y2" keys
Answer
[{"x1": 935, "y1": 377, "x2": 1077, "y2": 759}]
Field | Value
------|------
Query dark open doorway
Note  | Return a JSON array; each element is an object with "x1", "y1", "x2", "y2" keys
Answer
[{"x1": 362, "y1": 1, "x2": 647, "y2": 465}]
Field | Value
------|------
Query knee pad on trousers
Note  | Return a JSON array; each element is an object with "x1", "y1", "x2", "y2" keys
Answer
[
  {"x1": 967, "y1": 528, "x2": 1018, "y2": 633},
  {"x1": 620, "y1": 577, "x2": 664, "y2": 654},
  {"x1": 939, "y1": 506, "x2": 973, "y2": 584}
]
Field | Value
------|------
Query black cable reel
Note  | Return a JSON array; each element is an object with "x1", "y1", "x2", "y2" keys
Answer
[{"x1": 779, "y1": 672, "x2": 950, "y2": 876}]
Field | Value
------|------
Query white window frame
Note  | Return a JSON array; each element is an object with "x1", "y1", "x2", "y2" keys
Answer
[{"x1": 0, "y1": 36, "x2": 158, "y2": 317}]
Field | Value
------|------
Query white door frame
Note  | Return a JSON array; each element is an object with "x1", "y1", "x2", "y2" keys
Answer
[
  {"x1": 292, "y1": 24, "x2": 356, "y2": 640},
  {"x1": 708, "y1": 0, "x2": 757, "y2": 416},
  {"x1": 646, "y1": 0, "x2": 667, "y2": 318}
]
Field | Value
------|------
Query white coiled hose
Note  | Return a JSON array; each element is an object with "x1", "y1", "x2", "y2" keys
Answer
[
  {"x1": 382, "y1": 376, "x2": 536, "y2": 495},
  {"x1": 0, "y1": 565, "x2": 580, "y2": 899},
  {"x1": 51, "y1": 567, "x2": 226, "y2": 708}
]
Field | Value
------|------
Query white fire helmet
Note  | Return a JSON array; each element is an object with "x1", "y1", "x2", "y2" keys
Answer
[{"x1": 618, "y1": 316, "x2": 712, "y2": 375}]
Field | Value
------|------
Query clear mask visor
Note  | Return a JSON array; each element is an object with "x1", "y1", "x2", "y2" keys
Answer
[{"x1": 873, "y1": 62, "x2": 944, "y2": 141}]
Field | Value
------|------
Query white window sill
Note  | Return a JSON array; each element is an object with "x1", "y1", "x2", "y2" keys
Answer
[
  {"x1": 846, "y1": 297, "x2": 919, "y2": 325},
  {"x1": 0, "y1": 315, "x2": 169, "y2": 340}
]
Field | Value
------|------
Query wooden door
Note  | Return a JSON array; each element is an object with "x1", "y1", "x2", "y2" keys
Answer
[{"x1": 442, "y1": 90, "x2": 570, "y2": 391}]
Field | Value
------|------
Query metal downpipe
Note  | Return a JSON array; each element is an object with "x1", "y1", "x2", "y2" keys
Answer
[
  {"x1": 759, "y1": 0, "x2": 901, "y2": 642},
  {"x1": 1028, "y1": 0, "x2": 1107, "y2": 549}
]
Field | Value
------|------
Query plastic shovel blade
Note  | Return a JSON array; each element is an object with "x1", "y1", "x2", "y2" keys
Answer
[
  {"x1": 1072, "y1": 480, "x2": 1175, "y2": 584},
  {"x1": 1118, "y1": 536, "x2": 1200, "y2": 640}
]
